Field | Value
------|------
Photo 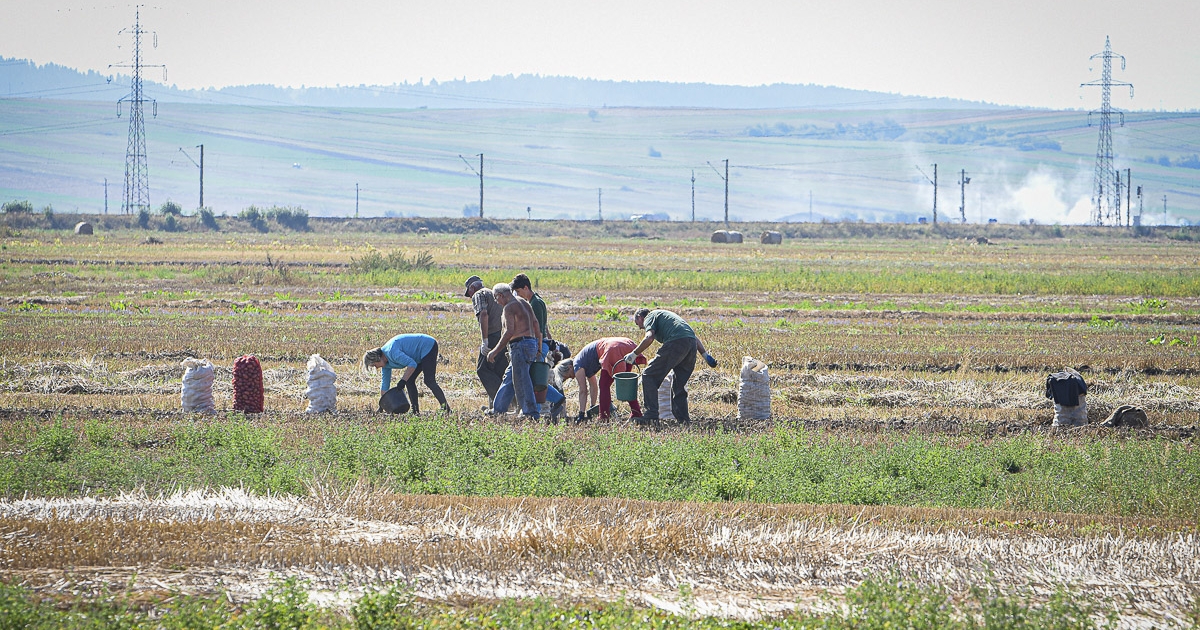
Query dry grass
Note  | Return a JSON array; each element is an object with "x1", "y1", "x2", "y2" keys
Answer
[{"x1": 1, "y1": 487, "x2": 1196, "y2": 623}]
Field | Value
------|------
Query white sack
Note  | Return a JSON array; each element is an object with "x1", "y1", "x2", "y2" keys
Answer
[
  {"x1": 181, "y1": 357, "x2": 216, "y2": 414},
  {"x1": 658, "y1": 371, "x2": 676, "y2": 421},
  {"x1": 304, "y1": 353, "x2": 338, "y2": 413},
  {"x1": 737, "y1": 356, "x2": 771, "y2": 420},
  {"x1": 1053, "y1": 393, "x2": 1087, "y2": 427}
]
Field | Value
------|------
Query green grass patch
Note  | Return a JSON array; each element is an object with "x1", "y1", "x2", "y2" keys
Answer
[
  {"x1": 4, "y1": 416, "x2": 1198, "y2": 519},
  {"x1": 0, "y1": 574, "x2": 1124, "y2": 629}
]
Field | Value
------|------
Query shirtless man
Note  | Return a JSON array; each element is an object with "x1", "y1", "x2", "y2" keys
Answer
[{"x1": 486, "y1": 283, "x2": 543, "y2": 419}]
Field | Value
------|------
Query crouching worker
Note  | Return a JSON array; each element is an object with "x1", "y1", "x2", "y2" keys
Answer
[
  {"x1": 363, "y1": 333, "x2": 450, "y2": 414},
  {"x1": 556, "y1": 337, "x2": 647, "y2": 422},
  {"x1": 1045, "y1": 367, "x2": 1087, "y2": 427}
]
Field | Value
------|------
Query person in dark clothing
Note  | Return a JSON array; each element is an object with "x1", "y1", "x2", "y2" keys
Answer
[
  {"x1": 1045, "y1": 368, "x2": 1088, "y2": 427},
  {"x1": 625, "y1": 308, "x2": 698, "y2": 424}
]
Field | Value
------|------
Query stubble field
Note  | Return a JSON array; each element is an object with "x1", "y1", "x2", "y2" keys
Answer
[{"x1": 1, "y1": 217, "x2": 1198, "y2": 628}]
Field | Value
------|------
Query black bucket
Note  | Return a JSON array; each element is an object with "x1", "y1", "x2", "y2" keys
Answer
[{"x1": 379, "y1": 386, "x2": 410, "y2": 414}]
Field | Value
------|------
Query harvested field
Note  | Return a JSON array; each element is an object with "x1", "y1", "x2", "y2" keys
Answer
[
  {"x1": 1, "y1": 223, "x2": 1197, "y2": 625},
  {"x1": 2, "y1": 487, "x2": 1197, "y2": 626}
]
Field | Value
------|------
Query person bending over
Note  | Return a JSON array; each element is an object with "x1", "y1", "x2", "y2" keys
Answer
[{"x1": 362, "y1": 333, "x2": 450, "y2": 414}]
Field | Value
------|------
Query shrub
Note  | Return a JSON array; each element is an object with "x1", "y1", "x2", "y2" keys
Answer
[
  {"x1": 239, "y1": 205, "x2": 269, "y2": 233},
  {"x1": 350, "y1": 248, "x2": 434, "y2": 273},
  {"x1": 163, "y1": 214, "x2": 179, "y2": 232},
  {"x1": 136, "y1": 207, "x2": 151, "y2": 229},
  {"x1": 159, "y1": 200, "x2": 183, "y2": 215},
  {"x1": 267, "y1": 205, "x2": 310, "y2": 231},
  {"x1": 2, "y1": 200, "x2": 33, "y2": 214},
  {"x1": 198, "y1": 207, "x2": 219, "y2": 230}
]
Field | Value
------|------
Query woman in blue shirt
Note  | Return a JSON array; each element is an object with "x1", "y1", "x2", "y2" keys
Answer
[{"x1": 362, "y1": 333, "x2": 450, "y2": 414}]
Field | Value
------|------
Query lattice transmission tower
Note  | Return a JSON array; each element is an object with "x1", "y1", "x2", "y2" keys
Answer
[
  {"x1": 111, "y1": 8, "x2": 164, "y2": 214},
  {"x1": 1081, "y1": 36, "x2": 1133, "y2": 226}
]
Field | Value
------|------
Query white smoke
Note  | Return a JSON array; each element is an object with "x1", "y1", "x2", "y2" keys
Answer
[{"x1": 971, "y1": 162, "x2": 1093, "y2": 225}]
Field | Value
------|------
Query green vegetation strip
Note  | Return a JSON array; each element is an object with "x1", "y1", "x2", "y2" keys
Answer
[
  {"x1": 4, "y1": 416, "x2": 1198, "y2": 519},
  {"x1": 45, "y1": 263, "x2": 1200, "y2": 297},
  {"x1": 0, "y1": 576, "x2": 1128, "y2": 629}
]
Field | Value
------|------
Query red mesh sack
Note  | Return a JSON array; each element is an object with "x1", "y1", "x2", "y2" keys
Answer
[{"x1": 232, "y1": 355, "x2": 265, "y2": 413}]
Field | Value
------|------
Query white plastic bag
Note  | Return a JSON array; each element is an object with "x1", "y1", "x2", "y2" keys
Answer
[
  {"x1": 304, "y1": 354, "x2": 337, "y2": 413},
  {"x1": 658, "y1": 371, "x2": 676, "y2": 421},
  {"x1": 737, "y1": 356, "x2": 771, "y2": 420},
  {"x1": 181, "y1": 357, "x2": 216, "y2": 414}
]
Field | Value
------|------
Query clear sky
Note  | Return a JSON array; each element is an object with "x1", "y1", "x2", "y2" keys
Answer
[{"x1": 2, "y1": 0, "x2": 1196, "y2": 110}]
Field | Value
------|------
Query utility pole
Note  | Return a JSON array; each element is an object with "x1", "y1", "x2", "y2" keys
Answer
[
  {"x1": 1136, "y1": 185, "x2": 1143, "y2": 225},
  {"x1": 104, "y1": 178, "x2": 108, "y2": 215},
  {"x1": 916, "y1": 164, "x2": 938, "y2": 224},
  {"x1": 111, "y1": 8, "x2": 164, "y2": 215},
  {"x1": 809, "y1": 190, "x2": 813, "y2": 222},
  {"x1": 1125, "y1": 168, "x2": 1131, "y2": 226},
  {"x1": 1082, "y1": 36, "x2": 1134, "y2": 226},
  {"x1": 459, "y1": 153, "x2": 483, "y2": 217},
  {"x1": 707, "y1": 159, "x2": 729, "y2": 226},
  {"x1": 1163, "y1": 195, "x2": 1168, "y2": 224},
  {"x1": 1115, "y1": 170, "x2": 1123, "y2": 226},
  {"x1": 958, "y1": 169, "x2": 970, "y2": 223},
  {"x1": 690, "y1": 170, "x2": 695, "y2": 222},
  {"x1": 178, "y1": 145, "x2": 203, "y2": 209},
  {"x1": 597, "y1": 188, "x2": 602, "y2": 222},
  {"x1": 527, "y1": 206, "x2": 531, "y2": 220},
  {"x1": 355, "y1": 183, "x2": 359, "y2": 218}
]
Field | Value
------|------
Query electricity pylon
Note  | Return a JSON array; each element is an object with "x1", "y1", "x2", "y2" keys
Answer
[
  {"x1": 111, "y1": 8, "x2": 165, "y2": 215},
  {"x1": 1082, "y1": 36, "x2": 1133, "y2": 226}
]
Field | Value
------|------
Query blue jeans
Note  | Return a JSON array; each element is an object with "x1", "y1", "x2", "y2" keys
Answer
[
  {"x1": 507, "y1": 337, "x2": 540, "y2": 417},
  {"x1": 494, "y1": 341, "x2": 563, "y2": 414}
]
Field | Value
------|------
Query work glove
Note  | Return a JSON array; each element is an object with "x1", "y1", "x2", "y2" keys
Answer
[
  {"x1": 704, "y1": 352, "x2": 718, "y2": 368},
  {"x1": 623, "y1": 352, "x2": 637, "y2": 365},
  {"x1": 480, "y1": 341, "x2": 490, "y2": 354}
]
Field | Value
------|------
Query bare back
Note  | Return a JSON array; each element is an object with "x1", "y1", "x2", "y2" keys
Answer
[{"x1": 502, "y1": 296, "x2": 538, "y2": 339}]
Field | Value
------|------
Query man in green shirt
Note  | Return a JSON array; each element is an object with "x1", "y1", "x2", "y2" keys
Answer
[{"x1": 625, "y1": 308, "x2": 698, "y2": 424}]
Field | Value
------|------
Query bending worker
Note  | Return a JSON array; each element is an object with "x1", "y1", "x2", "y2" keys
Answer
[
  {"x1": 556, "y1": 337, "x2": 647, "y2": 422},
  {"x1": 362, "y1": 333, "x2": 450, "y2": 414},
  {"x1": 625, "y1": 308, "x2": 698, "y2": 424}
]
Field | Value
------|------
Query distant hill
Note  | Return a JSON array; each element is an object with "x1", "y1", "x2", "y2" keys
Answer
[{"x1": 1, "y1": 57, "x2": 1002, "y2": 110}]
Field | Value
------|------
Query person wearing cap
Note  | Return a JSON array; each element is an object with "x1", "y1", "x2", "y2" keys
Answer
[
  {"x1": 555, "y1": 337, "x2": 646, "y2": 422},
  {"x1": 361, "y1": 333, "x2": 450, "y2": 414},
  {"x1": 464, "y1": 275, "x2": 507, "y2": 407},
  {"x1": 485, "y1": 283, "x2": 542, "y2": 420},
  {"x1": 490, "y1": 273, "x2": 567, "y2": 420},
  {"x1": 624, "y1": 308, "x2": 698, "y2": 424}
]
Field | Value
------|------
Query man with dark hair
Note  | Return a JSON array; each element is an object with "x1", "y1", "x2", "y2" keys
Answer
[
  {"x1": 625, "y1": 308, "x2": 698, "y2": 424},
  {"x1": 465, "y1": 275, "x2": 507, "y2": 408}
]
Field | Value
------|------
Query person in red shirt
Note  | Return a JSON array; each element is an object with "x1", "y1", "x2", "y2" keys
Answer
[{"x1": 555, "y1": 337, "x2": 646, "y2": 421}]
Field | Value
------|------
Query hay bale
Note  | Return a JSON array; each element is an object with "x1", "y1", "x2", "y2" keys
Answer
[
  {"x1": 417, "y1": 227, "x2": 430, "y2": 236},
  {"x1": 727, "y1": 231, "x2": 744, "y2": 243},
  {"x1": 761, "y1": 230, "x2": 782, "y2": 244},
  {"x1": 710, "y1": 230, "x2": 729, "y2": 243},
  {"x1": 74, "y1": 221, "x2": 94, "y2": 235}
]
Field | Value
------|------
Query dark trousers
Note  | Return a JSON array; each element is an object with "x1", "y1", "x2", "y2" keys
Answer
[
  {"x1": 407, "y1": 341, "x2": 449, "y2": 414},
  {"x1": 642, "y1": 337, "x2": 697, "y2": 422},
  {"x1": 477, "y1": 330, "x2": 508, "y2": 404}
]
